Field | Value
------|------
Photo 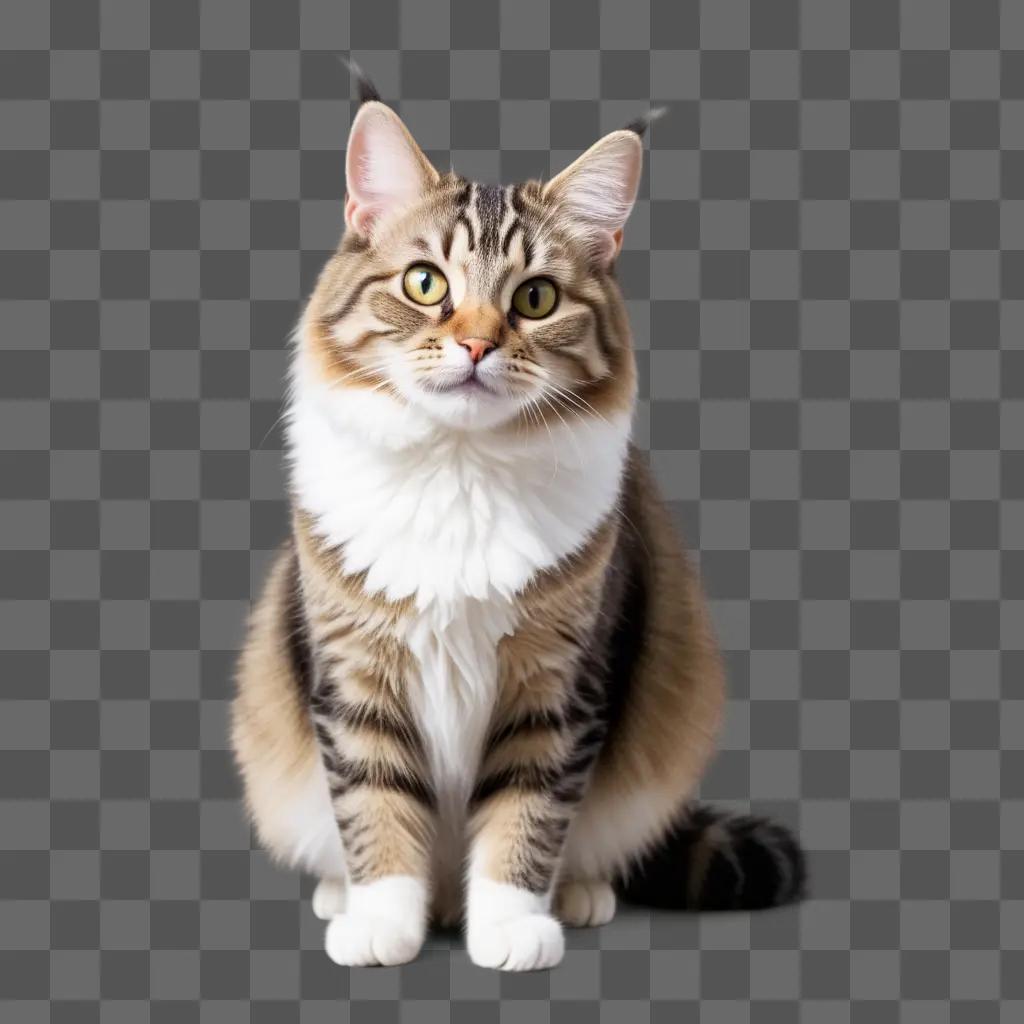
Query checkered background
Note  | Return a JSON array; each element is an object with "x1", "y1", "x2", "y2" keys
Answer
[{"x1": 1, "y1": 0, "x2": 1020, "y2": 1018}]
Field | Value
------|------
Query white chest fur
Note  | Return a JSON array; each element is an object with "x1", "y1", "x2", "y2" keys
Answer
[
  {"x1": 287, "y1": 377, "x2": 631, "y2": 608},
  {"x1": 288, "y1": 376, "x2": 630, "y2": 852}
]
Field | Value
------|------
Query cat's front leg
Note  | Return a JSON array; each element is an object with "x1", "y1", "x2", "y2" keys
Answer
[
  {"x1": 309, "y1": 670, "x2": 436, "y2": 967},
  {"x1": 464, "y1": 654, "x2": 605, "y2": 970}
]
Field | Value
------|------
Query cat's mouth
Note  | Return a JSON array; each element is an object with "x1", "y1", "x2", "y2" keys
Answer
[{"x1": 429, "y1": 371, "x2": 496, "y2": 396}]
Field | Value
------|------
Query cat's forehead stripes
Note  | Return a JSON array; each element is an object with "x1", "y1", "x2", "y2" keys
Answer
[
  {"x1": 474, "y1": 184, "x2": 507, "y2": 257},
  {"x1": 434, "y1": 179, "x2": 548, "y2": 303}
]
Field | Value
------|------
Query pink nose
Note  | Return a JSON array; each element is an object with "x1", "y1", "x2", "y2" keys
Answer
[{"x1": 458, "y1": 337, "x2": 495, "y2": 364}]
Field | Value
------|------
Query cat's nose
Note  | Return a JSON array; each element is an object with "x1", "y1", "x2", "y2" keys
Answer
[{"x1": 458, "y1": 337, "x2": 495, "y2": 364}]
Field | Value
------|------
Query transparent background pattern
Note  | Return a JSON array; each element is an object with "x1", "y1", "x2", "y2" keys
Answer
[{"x1": 1, "y1": 0, "x2": 1020, "y2": 1019}]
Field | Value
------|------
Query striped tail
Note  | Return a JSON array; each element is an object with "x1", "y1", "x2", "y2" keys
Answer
[{"x1": 615, "y1": 804, "x2": 806, "y2": 911}]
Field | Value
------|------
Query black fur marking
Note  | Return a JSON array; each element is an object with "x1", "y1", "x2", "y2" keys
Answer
[
  {"x1": 469, "y1": 761, "x2": 562, "y2": 807},
  {"x1": 335, "y1": 755, "x2": 437, "y2": 810},
  {"x1": 317, "y1": 688, "x2": 423, "y2": 753},
  {"x1": 476, "y1": 184, "x2": 506, "y2": 255},
  {"x1": 314, "y1": 723, "x2": 340, "y2": 771},
  {"x1": 323, "y1": 270, "x2": 394, "y2": 326},
  {"x1": 345, "y1": 59, "x2": 381, "y2": 105},
  {"x1": 456, "y1": 213, "x2": 475, "y2": 251},
  {"x1": 565, "y1": 289, "x2": 615, "y2": 362},
  {"x1": 624, "y1": 107, "x2": 665, "y2": 137},
  {"x1": 501, "y1": 218, "x2": 520, "y2": 256},
  {"x1": 509, "y1": 186, "x2": 536, "y2": 266},
  {"x1": 485, "y1": 707, "x2": 565, "y2": 750},
  {"x1": 521, "y1": 232, "x2": 535, "y2": 268},
  {"x1": 284, "y1": 550, "x2": 313, "y2": 701},
  {"x1": 553, "y1": 625, "x2": 581, "y2": 648},
  {"x1": 615, "y1": 805, "x2": 807, "y2": 911},
  {"x1": 511, "y1": 816, "x2": 571, "y2": 892}
]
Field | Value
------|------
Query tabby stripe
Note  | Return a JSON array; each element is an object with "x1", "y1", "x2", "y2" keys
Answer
[
  {"x1": 553, "y1": 626, "x2": 581, "y2": 648},
  {"x1": 284, "y1": 552, "x2": 312, "y2": 700},
  {"x1": 323, "y1": 270, "x2": 394, "y2": 326},
  {"x1": 507, "y1": 817, "x2": 571, "y2": 893},
  {"x1": 565, "y1": 288, "x2": 615, "y2": 362},
  {"x1": 563, "y1": 697, "x2": 596, "y2": 727},
  {"x1": 552, "y1": 774, "x2": 591, "y2": 804},
  {"x1": 501, "y1": 218, "x2": 521, "y2": 256},
  {"x1": 456, "y1": 212, "x2": 475, "y2": 251},
  {"x1": 332, "y1": 756, "x2": 437, "y2": 809},
  {"x1": 441, "y1": 224, "x2": 455, "y2": 261},
  {"x1": 475, "y1": 183, "x2": 506, "y2": 254},
  {"x1": 314, "y1": 722, "x2": 340, "y2": 768},
  {"x1": 312, "y1": 684, "x2": 418, "y2": 746},
  {"x1": 470, "y1": 761, "x2": 562, "y2": 806},
  {"x1": 334, "y1": 698, "x2": 423, "y2": 752},
  {"x1": 485, "y1": 707, "x2": 565, "y2": 750},
  {"x1": 522, "y1": 232, "x2": 535, "y2": 268},
  {"x1": 309, "y1": 688, "x2": 332, "y2": 717},
  {"x1": 345, "y1": 842, "x2": 370, "y2": 864},
  {"x1": 509, "y1": 186, "x2": 536, "y2": 265},
  {"x1": 335, "y1": 814, "x2": 369, "y2": 841}
]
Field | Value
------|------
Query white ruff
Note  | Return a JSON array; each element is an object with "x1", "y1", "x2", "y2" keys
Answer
[
  {"x1": 287, "y1": 371, "x2": 630, "y2": 609},
  {"x1": 287, "y1": 361, "x2": 631, "y2": 886}
]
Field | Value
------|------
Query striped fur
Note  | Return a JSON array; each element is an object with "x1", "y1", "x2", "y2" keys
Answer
[
  {"x1": 231, "y1": 84, "x2": 806, "y2": 971},
  {"x1": 617, "y1": 805, "x2": 807, "y2": 911}
]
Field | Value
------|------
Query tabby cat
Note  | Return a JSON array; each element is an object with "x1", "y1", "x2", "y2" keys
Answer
[{"x1": 232, "y1": 74, "x2": 805, "y2": 971}]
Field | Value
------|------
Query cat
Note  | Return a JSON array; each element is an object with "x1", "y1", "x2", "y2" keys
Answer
[{"x1": 231, "y1": 71, "x2": 805, "y2": 972}]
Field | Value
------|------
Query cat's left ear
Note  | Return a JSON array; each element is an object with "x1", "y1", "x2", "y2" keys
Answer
[
  {"x1": 543, "y1": 130, "x2": 643, "y2": 266},
  {"x1": 345, "y1": 101, "x2": 439, "y2": 237}
]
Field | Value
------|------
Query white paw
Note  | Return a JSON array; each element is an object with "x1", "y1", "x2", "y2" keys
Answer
[
  {"x1": 312, "y1": 878, "x2": 347, "y2": 921},
  {"x1": 555, "y1": 879, "x2": 616, "y2": 927},
  {"x1": 325, "y1": 912, "x2": 424, "y2": 967},
  {"x1": 467, "y1": 913, "x2": 565, "y2": 971}
]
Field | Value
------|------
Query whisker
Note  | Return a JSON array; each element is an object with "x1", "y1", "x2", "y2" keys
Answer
[
  {"x1": 537, "y1": 391, "x2": 584, "y2": 472},
  {"x1": 543, "y1": 378, "x2": 612, "y2": 427},
  {"x1": 256, "y1": 404, "x2": 290, "y2": 452},
  {"x1": 526, "y1": 394, "x2": 559, "y2": 482}
]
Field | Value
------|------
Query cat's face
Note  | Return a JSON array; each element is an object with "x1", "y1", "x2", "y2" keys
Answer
[{"x1": 301, "y1": 102, "x2": 642, "y2": 433}]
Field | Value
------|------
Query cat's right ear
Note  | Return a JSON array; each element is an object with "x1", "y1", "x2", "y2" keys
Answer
[{"x1": 344, "y1": 102, "x2": 438, "y2": 237}]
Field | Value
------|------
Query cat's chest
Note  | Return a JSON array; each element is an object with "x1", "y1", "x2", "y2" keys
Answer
[
  {"x1": 288, "y1": 391, "x2": 631, "y2": 606},
  {"x1": 404, "y1": 598, "x2": 515, "y2": 804}
]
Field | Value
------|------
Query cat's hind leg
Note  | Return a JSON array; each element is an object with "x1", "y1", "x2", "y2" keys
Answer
[
  {"x1": 554, "y1": 878, "x2": 616, "y2": 927},
  {"x1": 312, "y1": 877, "x2": 347, "y2": 920},
  {"x1": 231, "y1": 546, "x2": 347, "y2": 903}
]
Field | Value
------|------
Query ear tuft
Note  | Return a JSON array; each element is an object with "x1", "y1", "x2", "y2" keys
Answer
[
  {"x1": 624, "y1": 107, "x2": 666, "y2": 138},
  {"x1": 340, "y1": 56, "x2": 382, "y2": 105},
  {"x1": 344, "y1": 102, "x2": 438, "y2": 237},
  {"x1": 543, "y1": 130, "x2": 643, "y2": 265}
]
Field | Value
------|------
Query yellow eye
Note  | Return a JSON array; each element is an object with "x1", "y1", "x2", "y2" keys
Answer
[
  {"x1": 511, "y1": 278, "x2": 558, "y2": 319},
  {"x1": 402, "y1": 264, "x2": 448, "y2": 305}
]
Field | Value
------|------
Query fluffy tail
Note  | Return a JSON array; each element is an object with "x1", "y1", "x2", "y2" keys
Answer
[{"x1": 615, "y1": 804, "x2": 806, "y2": 911}]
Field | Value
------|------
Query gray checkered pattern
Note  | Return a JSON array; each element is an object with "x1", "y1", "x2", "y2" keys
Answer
[{"x1": 1, "y1": 0, "x2": 1019, "y2": 1018}]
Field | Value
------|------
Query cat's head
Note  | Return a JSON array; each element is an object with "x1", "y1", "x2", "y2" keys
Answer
[{"x1": 299, "y1": 85, "x2": 647, "y2": 434}]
